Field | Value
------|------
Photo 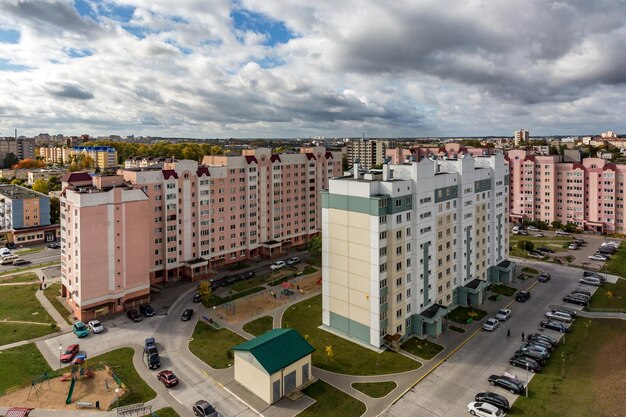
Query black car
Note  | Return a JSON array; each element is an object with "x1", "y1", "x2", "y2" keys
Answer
[
  {"x1": 181, "y1": 309, "x2": 194, "y2": 321},
  {"x1": 487, "y1": 374, "x2": 525, "y2": 395},
  {"x1": 139, "y1": 303, "x2": 155, "y2": 317},
  {"x1": 516, "y1": 291, "x2": 531, "y2": 302},
  {"x1": 526, "y1": 333, "x2": 558, "y2": 347},
  {"x1": 127, "y1": 309, "x2": 142, "y2": 322},
  {"x1": 563, "y1": 295, "x2": 588, "y2": 306},
  {"x1": 5, "y1": 242, "x2": 16, "y2": 249},
  {"x1": 522, "y1": 337, "x2": 553, "y2": 352},
  {"x1": 538, "y1": 273, "x2": 550, "y2": 282},
  {"x1": 536, "y1": 246, "x2": 555, "y2": 253},
  {"x1": 238, "y1": 271, "x2": 256, "y2": 281},
  {"x1": 474, "y1": 392, "x2": 510, "y2": 412},
  {"x1": 193, "y1": 292, "x2": 203, "y2": 303},
  {"x1": 514, "y1": 349, "x2": 546, "y2": 365},
  {"x1": 540, "y1": 320, "x2": 570, "y2": 333},
  {"x1": 47, "y1": 242, "x2": 61, "y2": 249},
  {"x1": 509, "y1": 356, "x2": 541, "y2": 373}
]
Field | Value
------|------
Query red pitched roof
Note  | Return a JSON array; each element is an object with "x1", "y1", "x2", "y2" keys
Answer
[
  {"x1": 270, "y1": 154, "x2": 281, "y2": 163},
  {"x1": 162, "y1": 170, "x2": 178, "y2": 179},
  {"x1": 325, "y1": 151, "x2": 334, "y2": 159},
  {"x1": 61, "y1": 172, "x2": 92, "y2": 183},
  {"x1": 305, "y1": 153, "x2": 316, "y2": 160},
  {"x1": 603, "y1": 164, "x2": 616, "y2": 171},
  {"x1": 196, "y1": 166, "x2": 210, "y2": 177},
  {"x1": 245, "y1": 155, "x2": 258, "y2": 164}
]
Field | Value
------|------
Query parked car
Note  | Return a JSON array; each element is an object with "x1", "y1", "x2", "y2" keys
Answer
[
  {"x1": 157, "y1": 370, "x2": 179, "y2": 388},
  {"x1": 526, "y1": 333, "x2": 558, "y2": 347},
  {"x1": 487, "y1": 374, "x2": 525, "y2": 395},
  {"x1": 0, "y1": 248, "x2": 11, "y2": 257},
  {"x1": 145, "y1": 337, "x2": 156, "y2": 350},
  {"x1": 514, "y1": 349, "x2": 546, "y2": 365},
  {"x1": 127, "y1": 309, "x2": 143, "y2": 322},
  {"x1": 520, "y1": 343, "x2": 551, "y2": 357},
  {"x1": 482, "y1": 318, "x2": 499, "y2": 332},
  {"x1": 552, "y1": 307, "x2": 578, "y2": 318},
  {"x1": 286, "y1": 257, "x2": 300, "y2": 265},
  {"x1": 270, "y1": 261, "x2": 286, "y2": 271},
  {"x1": 240, "y1": 271, "x2": 255, "y2": 280},
  {"x1": 511, "y1": 226, "x2": 520, "y2": 234},
  {"x1": 572, "y1": 238, "x2": 585, "y2": 245},
  {"x1": 536, "y1": 246, "x2": 555, "y2": 253},
  {"x1": 568, "y1": 243, "x2": 578, "y2": 250},
  {"x1": 526, "y1": 226, "x2": 539, "y2": 232},
  {"x1": 60, "y1": 344, "x2": 80, "y2": 363},
  {"x1": 4, "y1": 242, "x2": 16, "y2": 249},
  {"x1": 545, "y1": 311, "x2": 573, "y2": 323},
  {"x1": 193, "y1": 292, "x2": 203, "y2": 303},
  {"x1": 474, "y1": 392, "x2": 510, "y2": 412},
  {"x1": 88, "y1": 320, "x2": 104, "y2": 334},
  {"x1": 467, "y1": 401, "x2": 504, "y2": 417},
  {"x1": 509, "y1": 356, "x2": 541, "y2": 373},
  {"x1": 536, "y1": 232, "x2": 545, "y2": 238},
  {"x1": 181, "y1": 309, "x2": 194, "y2": 321},
  {"x1": 47, "y1": 242, "x2": 61, "y2": 249},
  {"x1": 495, "y1": 309, "x2": 512, "y2": 322},
  {"x1": 12, "y1": 258, "x2": 31, "y2": 266},
  {"x1": 522, "y1": 337, "x2": 554, "y2": 352},
  {"x1": 555, "y1": 230, "x2": 570, "y2": 236},
  {"x1": 193, "y1": 400, "x2": 218, "y2": 417},
  {"x1": 139, "y1": 304, "x2": 155, "y2": 317},
  {"x1": 516, "y1": 291, "x2": 531, "y2": 302},
  {"x1": 527, "y1": 251, "x2": 545, "y2": 259},
  {"x1": 540, "y1": 320, "x2": 570, "y2": 333},
  {"x1": 538, "y1": 273, "x2": 550, "y2": 282},
  {"x1": 563, "y1": 295, "x2": 589, "y2": 306},
  {"x1": 569, "y1": 290, "x2": 591, "y2": 301},
  {"x1": 519, "y1": 229, "x2": 528, "y2": 235},
  {"x1": 583, "y1": 271, "x2": 605, "y2": 282},
  {"x1": 588, "y1": 254, "x2": 608, "y2": 261},
  {"x1": 580, "y1": 276, "x2": 602, "y2": 286},
  {"x1": 73, "y1": 321, "x2": 89, "y2": 338}
]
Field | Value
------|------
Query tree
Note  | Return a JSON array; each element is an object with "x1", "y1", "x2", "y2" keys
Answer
[
  {"x1": 342, "y1": 154, "x2": 349, "y2": 171},
  {"x1": 12, "y1": 158, "x2": 45, "y2": 169},
  {"x1": 10, "y1": 178, "x2": 25, "y2": 185},
  {"x1": 198, "y1": 280, "x2": 213, "y2": 305},
  {"x1": 308, "y1": 235, "x2": 322, "y2": 261},
  {"x1": 32, "y1": 178, "x2": 49, "y2": 194},
  {"x1": 517, "y1": 240, "x2": 534, "y2": 252},
  {"x1": 50, "y1": 197, "x2": 60, "y2": 224},
  {"x1": 2, "y1": 152, "x2": 18, "y2": 169},
  {"x1": 47, "y1": 176, "x2": 61, "y2": 192},
  {"x1": 551, "y1": 220, "x2": 563, "y2": 230}
]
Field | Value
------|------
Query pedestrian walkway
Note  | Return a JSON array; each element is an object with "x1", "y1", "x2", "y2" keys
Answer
[{"x1": 575, "y1": 310, "x2": 626, "y2": 319}]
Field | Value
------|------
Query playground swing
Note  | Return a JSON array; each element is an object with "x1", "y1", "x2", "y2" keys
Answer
[{"x1": 27, "y1": 372, "x2": 52, "y2": 401}]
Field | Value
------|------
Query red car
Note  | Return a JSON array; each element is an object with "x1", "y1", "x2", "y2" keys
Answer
[
  {"x1": 60, "y1": 344, "x2": 80, "y2": 363},
  {"x1": 157, "y1": 370, "x2": 179, "y2": 388}
]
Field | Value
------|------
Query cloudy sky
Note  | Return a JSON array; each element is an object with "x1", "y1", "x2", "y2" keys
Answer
[{"x1": 1, "y1": 0, "x2": 626, "y2": 138}]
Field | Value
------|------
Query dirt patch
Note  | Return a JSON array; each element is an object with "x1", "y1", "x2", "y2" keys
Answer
[
  {"x1": 0, "y1": 369, "x2": 123, "y2": 410},
  {"x1": 215, "y1": 272, "x2": 321, "y2": 323}
]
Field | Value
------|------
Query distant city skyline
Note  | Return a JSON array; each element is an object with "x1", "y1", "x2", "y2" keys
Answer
[{"x1": 1, "y1": 1, "x2": 626, "y2": 138}]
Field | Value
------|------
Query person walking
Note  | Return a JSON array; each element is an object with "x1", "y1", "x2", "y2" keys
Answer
[{"x1": 507, "y1": 329, "x2": 511, "y2": 339}]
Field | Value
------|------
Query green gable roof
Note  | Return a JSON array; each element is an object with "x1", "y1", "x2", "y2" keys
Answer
[{"x1": 233, "y1": 328, "x2": 315, "y2": 375}]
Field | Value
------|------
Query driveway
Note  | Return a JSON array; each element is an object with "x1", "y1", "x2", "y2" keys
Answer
[{"x1": 382, "y1": 261, "x2": 596, "y2": 417}]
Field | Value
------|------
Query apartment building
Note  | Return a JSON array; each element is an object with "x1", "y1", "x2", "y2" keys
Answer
[
  {"x1": 507, "y1": 149, "x2": 626, "y2": 233},
  {"x1": 61, "y1": 147, "x2": 342, "y2": 320},
  {"x1": 322, "y1": 152, "x2": 509, "y2": 349},
  {"x1": 36, "y1": 147, "x2": 73, "y2": 165},
  {"x1": 0, "y1": 184, "x2": 58, "y2": 244},
  {"x1": 345, "y1": 139, "x2": 392, "y2": 169},
  {"x1": 37, "y1": 146, "x2": 118, "y2": 169},
  {"x1": 385, "y1": 143, "x2": 491, "y2": 164},
  {"x1": 0, "y1": 137, "x2": 35, "y2": 161},
  {"x1": 514, "y1": 129, "x2": 529, "y2": 147}
]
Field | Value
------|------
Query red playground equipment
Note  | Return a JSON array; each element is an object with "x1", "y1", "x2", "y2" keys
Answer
[{"x1": 62, "y1": 354, "x2": 94, "y2": 404}]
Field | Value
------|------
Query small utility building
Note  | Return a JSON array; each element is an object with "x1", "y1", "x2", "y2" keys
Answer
[{"x1": 233, "y1": 328, "x2": 315, "y2": 405}]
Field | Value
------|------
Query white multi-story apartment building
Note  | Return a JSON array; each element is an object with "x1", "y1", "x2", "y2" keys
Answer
[{"x1": 322, "y1": 152, "x2": 510, "y2": 349}]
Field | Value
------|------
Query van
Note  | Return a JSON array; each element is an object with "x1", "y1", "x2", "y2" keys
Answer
[
  {"x1": 511, "y1": 226, "x2": 520, "y2": 235},
  {"x1": 0, "y1": 254, "x2": 18, "y2": 265},
  {"x1": 579, "y1": 276, "x2": 601, "y2": 286}
]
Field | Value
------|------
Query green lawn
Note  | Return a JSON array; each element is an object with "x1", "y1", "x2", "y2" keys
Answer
[
  {"x1": 509, "y1": 319, "x2": 626, "y2": 417},
  {"x1": 488, "y1": 283, "x2": 517, "y2": 297},
  {"x1": 189, "y1": 321, "x2": 246, "y2": 369},
  {"x1": 144, "y1": 408, "x2": 180, "y2": 417},
  {"x1": 447, "y1": 306, "x2": 487, "y2": 324},
  {"x1": 351, "y1": 381, "x2": 396, "y2": 398},
  {"x1": 0, "y1": 272, "x2": 39, "y2": 283},
  {"x1": 0, "y1": 343, "x2": 52, "y2": 392},
  {"x1": 588, "y1": 278, "x2": 626, "y2": 311},
  {"x1": 0, "y1": 284, "x2": 54, "y2": 323},
  {"x1": 282, "y1": 295, "x2": 421, "y2": 375},
  {"x1": 204, "y1": 286, "x2": 265, "y2": 307},
  {"x1": 92, "y1": 348, "x2": 156, "y2": 408},
  {"x1": 15, "y1": 247, "x2": 46, "y2": 255},
  {"x1": 401, "y1": 338, "x2": 444, "y2": 360},
  {"x1": 302, "y1": 266, "x2": 318, "y2": 275},
  {"x1": 602, "y1": 244, "x2": 626, "y2": 278},
  {"x1": 298, "y1": 380, "x2": 366, "y2": 417},
  {"x1": 43, "y1": 283, "x2": 73, "y2": 324},
  {"x1": 0, "y1": 322, "x2": 58, "y2": 346},
  {"x1": 242, "y1": 316, "x2": 273, "y2": 336}
]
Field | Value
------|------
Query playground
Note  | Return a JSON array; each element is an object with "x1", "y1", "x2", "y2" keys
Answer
[
  {"x1": 0, "y1": 356, "x2": 123, "y2": 411},
  {"x1": 214, "y1": 272, "x2": 321, "y2": 323}
]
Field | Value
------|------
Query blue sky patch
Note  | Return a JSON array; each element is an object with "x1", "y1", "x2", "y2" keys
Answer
[
  {"x1": 75, "y1": 0, "x2": 135, "y2": 23},
  {"x1": 66, "y1": 48, "x2": 93, "y2": 58},
  {"x1": 0, "y1": 28, "x2": 20, "y2": 44},
  {"x1": 231, "y1": 8, "x2": 295, "y2": 46},
  {"x1": 257, "y1": 56, "x2": 286, "y2": 69},
  {"x1": 0, "y1": 59, "x2": 30, "y2": 72}
]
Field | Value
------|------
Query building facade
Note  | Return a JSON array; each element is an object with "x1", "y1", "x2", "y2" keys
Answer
[
  {"x1": 507, "y1": 149, "x2": 626, "y2": 233},
  {"x1": 0, "y1": 137, "x2": 35, "y2": 161},
  {"x1": 36, "y1": 146, "x2": 118, "y2": 169},
  {"x1": 0, "y1": 184, "x2": 58, "y2": 244},
  {"x1": 322, "y1": 153, "x2": 509, "y2": 349},
  {"x1": 346, "y1": 139, "x2": 392, "y2": 169},
  {"x1": 61, "y1": 147, "x2": 342, "y2": 320},
  {"x1": 514, "y1": 129, "x2": 529, "y2": 147}
]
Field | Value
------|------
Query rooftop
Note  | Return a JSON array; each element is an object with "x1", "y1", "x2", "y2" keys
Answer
[{"x1": 0, "y1": 185, "x2": 45, "y2": 200}]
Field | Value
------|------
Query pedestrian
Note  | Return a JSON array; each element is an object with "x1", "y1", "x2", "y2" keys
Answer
[
  {"x1": 42, "y1": 276, "x2": 45, "y2": 282},
  {"x1": 522, "y1": 331, "x2": 525, "y2": 342},
  {"x1": 43, "y1": 283, "x2": 47, "y2": 290},
  {"x1": 507, "y1": 329, "x2": 511, "y2": 339}
]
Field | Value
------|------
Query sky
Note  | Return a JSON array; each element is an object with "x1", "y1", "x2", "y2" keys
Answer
[{"x1": 1, "y1": 1, "x2": 626, "y2": 139}]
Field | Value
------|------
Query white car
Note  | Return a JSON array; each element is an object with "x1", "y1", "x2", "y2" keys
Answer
[
  {"x1": 482, "y1": 318, "x2": 499, "y2": 332},
  {"x1": 555, "y1": 230, "x2": 570, "y2": 236},
  {"x1": 467, "y1": 401, "x2": 504, "y2": 417},
  {"x1": 495, "y1": 309, "x2": 512, "y2": 322},
  {"x1": 588, "y1": 254, "x2": 608, "y2": 261},
  {"x1": 270, "y1": 261, "x2": 286, "y2": 271},
  {"x1": 545, "y1": 311, "x2": 573, "y2": 323},
  {"x1": 527, "y1": 226, "x2": 539, "y2": 232},
  {"x1": 88, "y1": 320, "x2": 105, "y2": 334},
  {"x1": 568, "y1": 243, "x2": 578, "y2": 250}
]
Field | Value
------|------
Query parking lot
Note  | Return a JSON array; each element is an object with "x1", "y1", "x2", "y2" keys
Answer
[{"x1": 383, "y1": 261, "x2": 599, "y2": 417}]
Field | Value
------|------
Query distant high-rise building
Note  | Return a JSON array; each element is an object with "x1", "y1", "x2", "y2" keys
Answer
[
  {"x1": 0, "y1": 137, "x2": 35, "y2": 161},
  {"x1": 346, "y1": 139, "x2": 392, "y2": 169},
  {"x1": 514, "y1": 129, "x2": 529, "y2": 147}
]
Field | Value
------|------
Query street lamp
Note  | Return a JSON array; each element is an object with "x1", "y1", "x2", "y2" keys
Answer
[
  {"x1": 58, "y1": 344, "x2": 63, "y2": 370},
  {"x1": 525, "y1": 364, "x2": 529, "y2": 398},
  {"x1": 114, "y1": 388, "x2": 121, "y2": 414}
]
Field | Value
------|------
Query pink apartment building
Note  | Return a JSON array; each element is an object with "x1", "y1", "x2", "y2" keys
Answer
[
  {"x1": 386, "y1": 143, "x2": 493, "y2": 164},
  {"x1": 61, "y1": 147, "x2": 342, "y2": 320},
  {"x1": 507, "y1": 149, "x2": 626, "y2": 233}
]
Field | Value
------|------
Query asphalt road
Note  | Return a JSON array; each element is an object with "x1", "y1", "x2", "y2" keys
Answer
[
  {"x1": 382, "y1": 261, "x2": 597, "y2": 417},
  {"x1": 0, "y1": 245, "x2": 60, "y2": 272}
]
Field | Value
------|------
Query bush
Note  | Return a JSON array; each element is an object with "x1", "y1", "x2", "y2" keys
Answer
[{"x1": 517, "y1": 240, "x2": 534, "y2": 252}]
